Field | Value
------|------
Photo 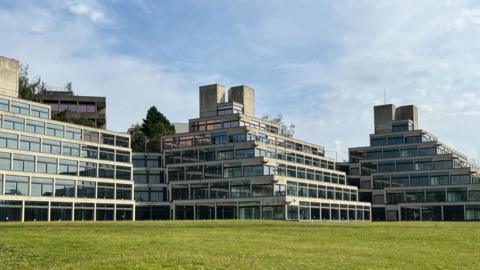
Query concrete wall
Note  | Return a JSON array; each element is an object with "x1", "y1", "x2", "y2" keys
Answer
[
  {"x1": 374, "y1": 104, "x2": 395, "y2": 134},
  {"x1": 0, "y1": 56, "x2": 19, "y2": 98},
  {"x1": 228, "y1": 85, "x2": 255, "y2": 116},
  {"x1": 395, "y1": 105, "x2": 419, "y2": 129},
  {"x1": 199, "y1": 84, "x2": 225, "y2": 118}
]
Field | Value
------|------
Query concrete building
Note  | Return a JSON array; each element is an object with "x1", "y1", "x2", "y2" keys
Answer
[
  {"x1": 41, "y1": 90, "x2": 107, "y2": 129},
  {"x1": 0, "y1": 56, "x2": 20, "y2": 98},
  {"x1": 133, "y1": 84, "x2": 371, "y2": 221},
  {"x1": 0, "y1": 56, "x2": 134, "y2": 222},
  {"x1": 339, "y1": 104, "x2": 480, "y2": 221}
]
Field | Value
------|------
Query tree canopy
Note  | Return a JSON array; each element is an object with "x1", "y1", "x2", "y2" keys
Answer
[{"x1": 129, "y1": 106, "x2": 176, "y2": 151}]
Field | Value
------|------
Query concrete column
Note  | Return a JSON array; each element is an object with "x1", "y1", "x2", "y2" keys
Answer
[
  {"x1": 93, "y1": 203, "x2": 97, "y2": 221},
  {"x1": 21, "y1": 200, "x2": 25, "y2": 222},
  {"x1": 193, "y1": 204, "x2": 196, "y2": 220},
  {"x1": 47, "y1": 201, "x2": 51, "y2": 222},
  {"x1": 132, "y1": 204, "x2": 136, "y2": 221},
  {"x1": 71, "y1": 203, "x2": 75, "y2": 221},
  {"x1": 236, "y1": 201, "x2": 240, "y2": 219},
  {"x1": 113, "y1": 204, "x2": 117, "y2": 221}
]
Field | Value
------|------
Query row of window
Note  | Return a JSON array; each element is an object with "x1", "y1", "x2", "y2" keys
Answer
[
  {"x1": 378, "y1": 187, "x2": 480, "y2": 204},
  {"x1": 163, "y1": 131, "x2": 325, "y2": 157},
  {"x1": 286, "y1": 181, "x2": 358, "y2": 201},
  {"x1": 350, "y1": 146, "x2": 446, "y2": 163},
  {"x1": 133, "y1": 170, "x2": 165, "y2": 184},
  {"x1": 0, "y1": 113, "x2": 129, "y2": 147},
  {"x1": 370, "y1": 134, "x2": 434, "y2": 147},
  {"x1": 360, "y1": 159, "x2": 468, "y2": 176},
  {"x1": 0, "y1": 98, "x2": 49, "y2": 119},
  {"x1": 171, "y1": 182, "x2": 286, "y2": 200},
  {"x1": 364, "y1": 173, "x2": 479, "y2": 190},
  {"x1": 0, "y1": 201, "x2": 133, "y2": 222},
  {"x1": 166, "y1": 162, "x2": 347, "y2": 185},
  {"x1": 134, "y1": 187, "x2": 167, "y2": 202},
  {"x1": 287, "y1": 204, "x2": 371, "y2": 221},
  {"x1": 0, "y1": 152, "x2": 131, "y2": 180},
  {"x1": 163, "y1": 147, "x2": 335, "y2": 170},
  {"x1": 0, "y1": 131, "x2": 130, "y2": 163},
  {"x1": 132, "y1": 155, "x2": 162, "y2": 168},
  {"x1": 0, "y1": 175, "x2": 132, "y2": 199}
]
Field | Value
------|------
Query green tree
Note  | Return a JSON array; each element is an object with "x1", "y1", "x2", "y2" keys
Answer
[
  {"x1": 18, "y1": 64, "x2": 47, "y2": 102},
  {"x1": 140, "y1": 106, "x2": 175, "y2": 138},
  {"x1": 51, "y1": 110, "x2": 96, "y2": 128}
]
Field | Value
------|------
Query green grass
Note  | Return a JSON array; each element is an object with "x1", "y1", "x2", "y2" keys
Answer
[{"x1": 0, "y1": 221, "x2": 479, "y2": 270}]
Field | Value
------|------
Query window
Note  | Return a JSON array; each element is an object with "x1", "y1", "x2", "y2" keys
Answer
[
  {"x1": 430, "y1": 174, "x2": 449, "y2": 185},
  {"x1": 42, "y1": 139, "x2": 61, "y2": 154},
  {"x1": 82, "y1": 146, "x2": 98, "y2": 159},
  {"x1": 396, "y1": 161, "x2": 414, "y2": 172},
  {"x1": 378, "y1": 161, "x2": 395, "y2": 172},
  {"x1": 0, "y1": 98, "x2": 9, "y2": 111},
  {"x1": 65, "y1": 127, "x2": 81, "y2": 140},
  {"x1": 426, "y1": 189, "x2": 445, "y2": 202},
  {"x1": 410, "y1": 174, "x2": 429, "y2": 186},
  {"x1": 415, "y1": 161, "x2": 433, "y2": 171},
  {"x1": 116, "y1": 150, "x2": 130, "y2": 163},
  {"x1": 391, "y1": 175, "x2": 409, "y2": 187},
  {"x1": 97, "y1": 183, "x2": 114, "y2": 199},
  {"x1": 447, "y1": 188, "x2": 467, "y2": 202},
  {"x1": 59, "y1": 159, "x2": 78, "y2": 176},
  {"x1": 204, "y1": 164, "x2": 222, "y2": 179},
  {"x1": 387, "y1": 136, "x2": 404, "y2": 145},
  {"x1": 101, "y1": 134, "x2": 115, "y2": 145},
  {"x1": 405, "y1": 136, "x2": 422, "y2": 144},
  {"x1": 99, "y1": 148, "x2": 115, "y2": 161},
  {"x1": 19, "y1": 136, "x2": 40, "y2": 152},
  {"x1": 274, "y1": 184, "x2": 286, "y2": 196},
  {"x1": 36, "y1": 157, "x2": 57, "y2": 174},
  {"x1": 373, "y1": 176, "x2": 390, "y2": 189},
  {"x1": 31, "y1": 177, "x2": 53, "y2": 196},
  {"x1": 77, "y1": 181, "x2": 96, "y2": 198},
  {"x1": 434, "y1": 160, "x2": 453, "y2": 170},
  {"x1": 46, "y1": 124, "x2": 64, "y2": 137},
  {"x1": 13, "y1": 154, "x2": 35, "y2": 172},
  {"x1": 4, "y1": 116, "x2": 24, "y2": 131},
  {"x1": 116, "y1": 136, "x2": 129, "y2": 148},
  {"x1": 55, "y1": 179, "x2": 75, "y2": 197},
  {"x1": 83, "y1": 130, "x2": 99, "y2": 143},
  {"x1": 99, "y1": 164, "x2": 115, "y2": 179},
  {"x1": 231, "y1": 180, "x2": 251, "y2": 198},
  {"x1": 79, "y1": 162, "x2": 97, "y2": 177},
  {"x1": 210, "y1": 182, "x2": 229, "y2": 199},
  {"x1": 371, "y1": 137, "x2": 387, "y2": 146},
  {"x1": 63, "y1": 142, "x2": 80, "y2": 157},
  {"x1": 10, "y1": 101, "x2": 29, "y2": 115},
  {"x1": 0, "y1": 152, "x2": 11, "y2": 170},
  {"x1": 451, "y1": 175, "x2": 470, "y2": 185},
  {"x1": 116, "y1": 166, "x2": 131, "y2": 180},
  {"x1": 26, "y1": 120, "x2": 45, "y2": 134},
  {"x1": 0, "y1": 132, "x2": 18, "y2": 149},
  {"x1": 366, "y1": 151, "x2": 382, "y2": 159},
  {"x1": 116, "y1": 184, "x2": 132, "y2": 200},
  {"x1": 5, "y1": 175, "x2": 29, "y2": 195},
  {"x1": 252, "y1": 184, "x2": 273, "y2": 197},
  {"x1": 405, "y1": 189, "x2": 424, "y2": 203},
  {"x1": 31, "y1": 106, "x2": 49, "y2": 119}
]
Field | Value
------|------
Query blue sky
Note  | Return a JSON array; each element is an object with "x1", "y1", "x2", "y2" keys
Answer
[{"x1": 1, "y1": 0, "x2": 480, "y2": 162}]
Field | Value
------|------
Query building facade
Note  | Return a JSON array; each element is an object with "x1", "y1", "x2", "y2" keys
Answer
[
  {"x1": 133, "y1": 84, "x2": 371, "y2": 221},
  {"x1": 0, "y1": 57, "x2": 134, "y2": 222},
  {"x1": 42, "y1": 90, "x2": 107, "y2": 129},
  {"x1": 339, "y1": 104, "x2": 480, "y2": 221}
]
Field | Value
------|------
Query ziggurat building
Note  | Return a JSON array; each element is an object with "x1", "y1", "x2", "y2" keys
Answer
[
  {"x1": 339, "y1": 104, "x2": 480, "y2": 221},
  {"x1": 134, "y1": 84, "x2": 371, "y2": 221},
  {"x1": 0, "y1": 56, "x2": 134, "y2": 222}
]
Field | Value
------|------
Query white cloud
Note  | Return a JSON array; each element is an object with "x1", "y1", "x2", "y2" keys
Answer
[{"x1": 65, "y1": 1, "x2": 111, "y2": 23}]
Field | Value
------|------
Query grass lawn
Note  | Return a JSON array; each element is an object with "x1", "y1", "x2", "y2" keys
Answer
[{"x1": 0, "y1": 221, "x2": 479, "y2": 270}]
